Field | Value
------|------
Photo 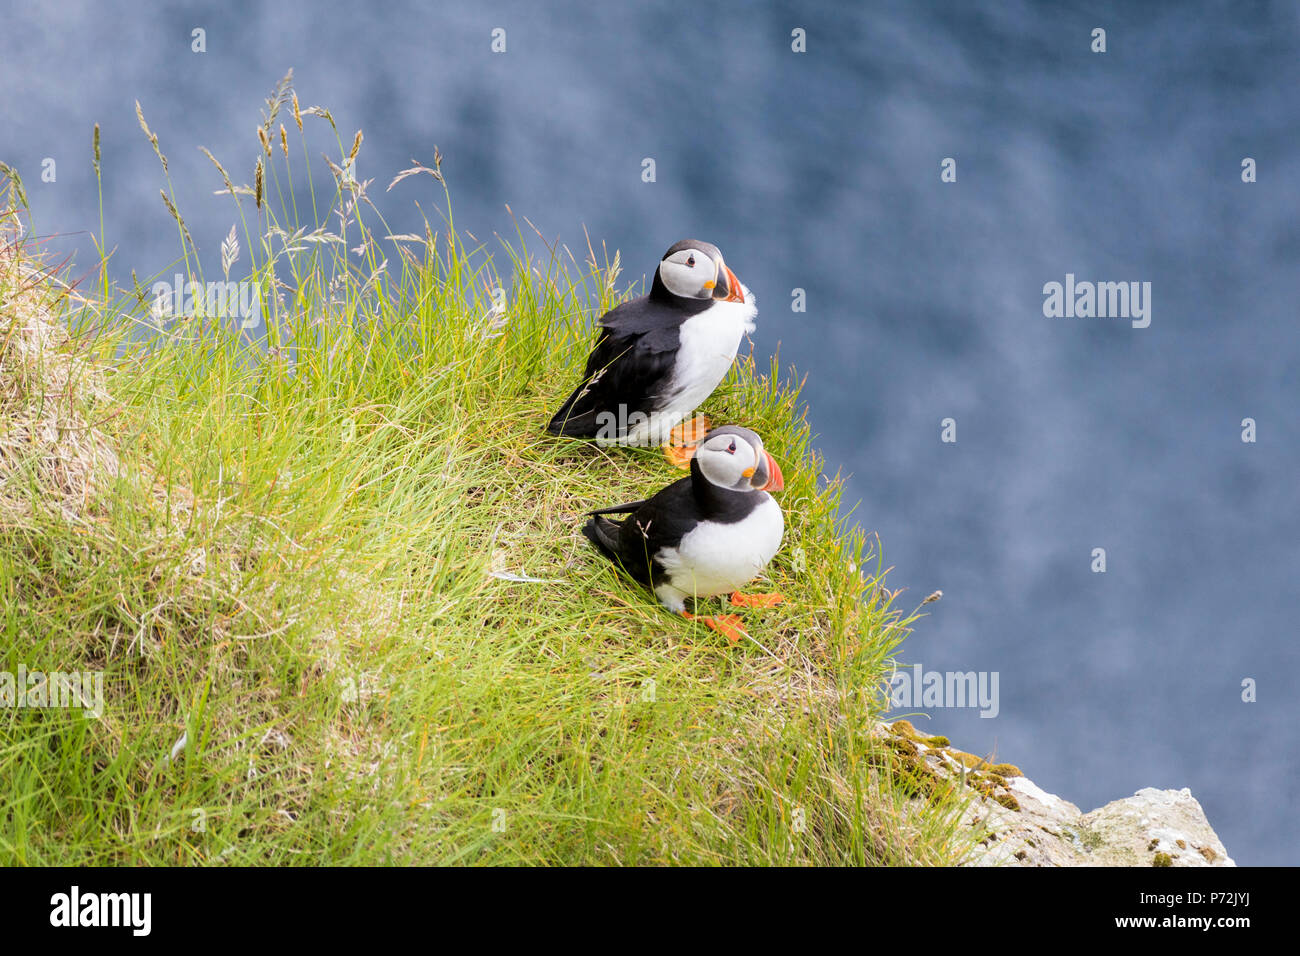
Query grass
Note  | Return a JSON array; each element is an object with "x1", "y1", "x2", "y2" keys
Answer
[{"x1": 0, "y1": 77, "x2": 974, "y2": 865}]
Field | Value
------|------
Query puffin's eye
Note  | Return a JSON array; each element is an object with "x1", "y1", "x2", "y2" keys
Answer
[
  {"x1": 686, "y1": 255, "x2": 696, "y2": 267},
  {"x1": 726, "y1": 440, "x2": 736, "y2": 454}
]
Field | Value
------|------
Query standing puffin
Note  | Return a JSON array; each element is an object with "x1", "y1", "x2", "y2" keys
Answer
[
  {"x1": 547, "y1": 239, "x2": 755, "y2": 466},
  {"x1": 582, "y1": 426, "x2": 785, "y2": 642}
]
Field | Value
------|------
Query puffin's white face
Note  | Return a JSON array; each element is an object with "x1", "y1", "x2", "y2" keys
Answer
[
  {"x1": 658, "y1": 246, "x2": 720, "y2": 299},
  {"x1": 695, "y1": 428, "x2": 784, "y2": 493}
]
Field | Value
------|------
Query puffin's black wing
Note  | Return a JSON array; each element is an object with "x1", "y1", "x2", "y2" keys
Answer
[
  {"x1": 547, "y1": 296, "x2": 684, "y2": 437},
  {"x1": 582, "y1": 476, "x2": 698, "y2": 588},
  {"x1": 597, "y1": 295, "x2": 688, "y2": 349}
]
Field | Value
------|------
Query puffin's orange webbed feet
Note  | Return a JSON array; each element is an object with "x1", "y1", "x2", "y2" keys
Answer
[
  {"x1": 670, "y1": 414, "x2": 711, "y2": 446},
  {"x1": 662, "y1": 415, "x2": 712, "y2": 469},
  {"x1": 730, "y1": 591, "x2": 785, "y2": 609},
  {"x1": 683, "y1": 611, "x2": 748, "y2": 643},
  {"x1": 662, "y1": 443, "x2": 696, "y2": 468}
]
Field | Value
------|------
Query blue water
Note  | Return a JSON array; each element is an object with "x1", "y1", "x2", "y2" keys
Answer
[{"x1": 3, "y1": 0, "x2": 1296, "y2": 864}]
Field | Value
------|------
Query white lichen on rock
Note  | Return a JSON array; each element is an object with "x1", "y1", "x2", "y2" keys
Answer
[
  {"x1": 877, "y1": 720, "x2": 1234, "y2": 866},
  {"x1": 964, "y1": 777, "x2": 1235, "y2": 867}
]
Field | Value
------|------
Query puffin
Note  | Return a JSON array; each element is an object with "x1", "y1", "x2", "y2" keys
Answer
[
  {"x1": 547, "y1": 239, "x2": 756, "y2": 466},
  {"x1": 582, "y1": 426, "x2": 785, "y2": 642}
]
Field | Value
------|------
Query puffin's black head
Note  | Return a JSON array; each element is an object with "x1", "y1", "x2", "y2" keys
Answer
[
  {"x1": 651, "y1": 239, "x2": 746, "y2": 306},
  {"x1": 691, "y1": 425, "x2": 784, "y2": 493}
]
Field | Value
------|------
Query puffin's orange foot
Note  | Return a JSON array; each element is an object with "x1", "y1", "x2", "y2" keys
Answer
[
  {"x1": 683, "y1": 611, "x2": 748, "y2": 643},
  {"x1": 663, "y1": 443, "x2": 696, "y2": 468},
  {"x1": 670, "y1": 414, "x2": 711, "y2": 446},
  {"x1": 662, "y1": 415, "x2": 712, "y2": 469},
  {"x1": 730, "y1": 591, "x2": 785, "y2": 609}
]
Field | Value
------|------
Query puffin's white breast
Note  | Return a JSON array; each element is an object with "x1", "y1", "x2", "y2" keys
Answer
[
  {"x1": 656, "y1": 493, "x2": 783, "y2": 599},
  {"x1": 618, "y1": 293, "x2": 757, "y2": 446},
  {"x1": 664, "y1": 297, "x2": 755, "y2": 415}
]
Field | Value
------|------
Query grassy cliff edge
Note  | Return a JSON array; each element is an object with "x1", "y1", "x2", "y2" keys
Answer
[{"x1": 0, "y1": 105, "x2": 972, "y2": 864}]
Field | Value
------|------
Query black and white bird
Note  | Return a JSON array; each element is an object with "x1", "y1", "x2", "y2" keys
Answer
[
  {"x1": 547, "y1": 239, "x2": 756, "y2": 465},
  {"x1": 582, "y1": 426, "x2": 785, "y2": 642}
]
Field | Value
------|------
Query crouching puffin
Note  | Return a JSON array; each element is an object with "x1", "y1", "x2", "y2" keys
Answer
[
  {"x1": 582, "y1": 426, "x2": 785, "y2": 642},
  {"x1": 547, "y1": 239, "x2": 755, "y2": 466}
]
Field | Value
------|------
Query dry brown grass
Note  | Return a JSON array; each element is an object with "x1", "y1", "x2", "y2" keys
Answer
[{"x1": 0, "y1": 209, "x2": 123, "y2": 527}]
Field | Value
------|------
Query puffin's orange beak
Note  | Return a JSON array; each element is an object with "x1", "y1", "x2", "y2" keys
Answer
[
  {"x1": 721, "y1": 263, "x2": 746, "y2": 303},
  {"x1": 760, "y1": 451, "x2": 783, "y2": 492}
]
